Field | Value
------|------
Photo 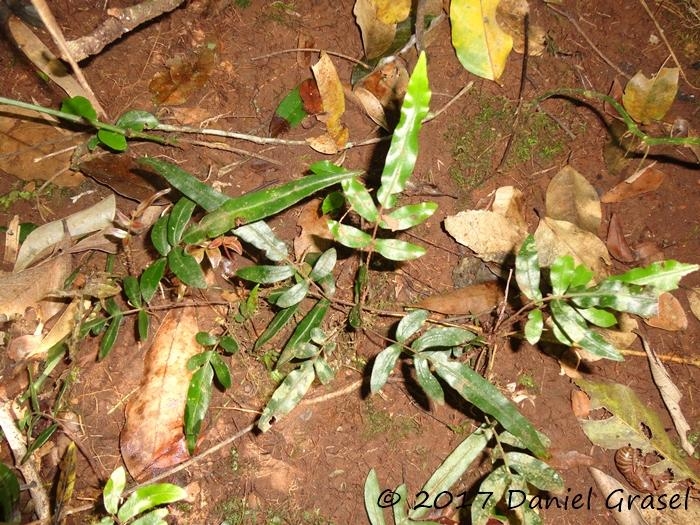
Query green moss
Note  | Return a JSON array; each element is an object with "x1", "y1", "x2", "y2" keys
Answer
[{"x1": 362, "y1": 399, "x2": 420, "y2": 440}]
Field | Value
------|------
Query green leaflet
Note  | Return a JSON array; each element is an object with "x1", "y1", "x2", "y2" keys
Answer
[
  {"x1": 185, "y1": 357, "x2": 214, "y2": 454},
  {"x1": 364, "y1": 469, "x2": 387, "y2": 525},
  {"x1": 376, "y1": 52, "x2": 431, "y2": 209},
  {"x1": 258, "y1": 361, "x2": 316, "y2": 432},
  {"x1": 167, "y1": 247, "x2": 207, "y2": 288},
  {"x1": 0, "y1": 462, "x2": 19, "y2": 521},
  {"x1": 515, "y1": 235, "x2": 542, "y2": 301},
  {"x1": 341, "y1": 177, "x2": 379, "y2": 223},
  {"x1": 370, "y1": 343, "x2": 402, "y2": 393},
  {"x1": 278, "y1": 299, "x2": 330, "y2": 366},
  {"x1": 379, "y1": 202, "x2": 437, "y2": 231},
  {"x1": 254, "y1": 303, "x2": 299, "y2": 350},
  {"x1": 167, "y1": 198, "x2": 196, "y2": 246},
  {"x1": 102, "y1": 467, "x2": 126, "y2": 516},
  {"x1": 116, "y1": 484, "x2": 188, "y2": 523},
  {"x1": 503, "y1": 452, "x2": 564, "y2": 492}
]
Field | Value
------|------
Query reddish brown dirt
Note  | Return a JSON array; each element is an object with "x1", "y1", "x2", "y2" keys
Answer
[{"x1": 1, "y1": 1, "x2": 699, "y2": 524}]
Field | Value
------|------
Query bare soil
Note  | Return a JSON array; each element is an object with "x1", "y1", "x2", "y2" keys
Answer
[{"x1": 1, "y1": 1, "x2": 699, "y2": 524}]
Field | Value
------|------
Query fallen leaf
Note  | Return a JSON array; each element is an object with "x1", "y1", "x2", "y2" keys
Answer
[
  {"x1": 634, "y1": 241, "x2": 664, "y2": 265},
  {"x1": 354, "y1": 59, "x2": 409, "y2": 113},
  {"x1": 121, "y1": 307, "x2": 200, "y2": 481},
  {"x1": 534, "y1": 217, "x2": 611, "y2": 280},
  {"x1": 149, "y1": 39, "x2": 219, "y2": 106},
  {"x1": 606, "y1": 213, "x2": 635, "y2": 263},
  {"x1": 348, "y1": 86, "x2": 389, "y2": 129},
  {"x1": 450, "y1": 0, "x2": 513, "y2": 80},
  {"x1": 644, "y1": 292, "x2": 687, "y2": 331},
  {"x1": 270, "y1": 83, "x2": 309, "y2": 137},
  {"x1": 601, "y1": 164, "x2": 666, "y2": 203},
  {"x1": 354, "y1": 0, "x2": 396, "y2": 59},
  {"x1": 293, "y1": 199, "x2": 334, "y2": 259},
  {"x1": 3, "y1": 215, "x2": 20, "y2": 266},
  {"x1": 306, "y1": 134, "x2": 341, "y2": 154},
  {"x1": 296, "y1": 33, "x2": 315, "y2": 68},
  {"x1": 374, "y1": 0, "x2": 411, "y2": 24},
  {"x1": 571, "y1": 389, "x2": 591, "y2": 419},
  {"x1": 545, "y1": 165, "x2": 601, "y2": 234},
  {"x1": 79, "y1": 155, "x2": 168, "y2": 203},
  {"x1": 300, "y1": 78, "x2": 324, "y2": 115},
  {"x1": 414, "y1": 281, "x2": 503, "y2": 315},
  {"x1": 496, "y1": 0, "x2": 546, "y2": 56},
  {"x1": 491, "y1": 186, "x2": 528, "y2": 231},
  {"x1": 312, "y1": 52, "x2": 348, "y2": 150},
  {"x1": 589, "y1": 468, "x2": 648, "y2": 524},
  {"x1": 622, "y1": 68, "x2": 679, "y2": 124},
  {"x1": 686, "y1": 288, "x2": 700, "y2": 322},
  {"x1": 444, "y1": 210, "x2": 528, "y2": 264}
]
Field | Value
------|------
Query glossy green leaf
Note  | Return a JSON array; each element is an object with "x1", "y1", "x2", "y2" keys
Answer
[
  {"x1": 396, "y1": 309, "x2": 428, "y2": 342},
  {"x1": 210, "y1": 353, "x2": 232, "y2": 389},
  {"x1": 275, "y1": 282, "x2": 309, "y2": 308},
  {"x1": 0, "y1": 462, "x2": 20, "y2": 521},
  {"x1": 183, "y1": 167, "x2": 359, "y2": 242},
  {"x1": 413, "y1": 355, "x2": 444, "y2": 404},
  {"x1": 550, "y1": 299, "x2": 587, "y2": 342},
  {"x1": 129, "y1": 508, "x2": 169, "y2": 525},
  {"x1": 376, "y1": 52, "x2": 431, "y2": 209},
  {"x1": 22, "y1": 424, "x2": 58, "y2": 464},
  {"x1": 322, "y1": 190, "x2": 345, "y2": 214},
  {"x1": 117, "y1": 484, "x2": 188, "y2": 523},
  {"x1": 550, "y1": 255, "x2": 575, "y2": 296},
  {"x1": 410, "y1": 426, "x2": 491, "y2": 520},
  {"x1": 140, "y1": 258, "x2": 166, "y2": 303},
  {"x1": 137, "y1": 310, "x2": 149, "y2": 341},
  {"x1": 411, "y1": 327, "x2": 476, "y2": 352},
  {"x1": 258, "y1": 361, "x2": 316, "y2": 432},
  {"x1": 219, "y1": 335, "x2": 238, "y2": 354},
  {"x1": 123, "y1": 275, "x2": 141, "y2": 308},
  {"x1": 470, "y1": 465, "x2": 509, "y2": 525},
  {"x1": 236, "y1": 264, "x2": 294, "y2": 284},
  {"x1": 294, "y1": 342, "x2": 320, "y2": 360},
  {"x1": 103, "y1": 467, "x2": 126, "y2": 516},
  {"x1": 150, "y1": 216, "x2": 171, "y2": 257},
  {"x1": 370, "y1": 343, "x2": 402, "y2": 393},
  {"x1": 327, "y1": 220, "x2": 373, "y2": 249},
  {"x1": 99, "y1": 299, "x2": 123, "y2": 360},
  {"x1": 115, "y1": 110, "x2": 159, "y2": 131},
  {"x1": 254, "y1": 303, "x2": 299, "y2": 350},
  {"x1": 97, "y1": 129, "x2": 128, "y2": 151},
  {"x1": 374, "y1": 238, "x2": 426, "y2": 260},
  {"x1": 504, "y1": 452, "x2": 564, "y2": 492},
  {"x1": 392, "y1": 484, "x2": 409, "y2": 525},
  {"x1": 524, "y1": 309, "x2": 543, "y2": 345},
  {"x1": 168, "y1": 198, "x2": 196, "y2": 246},
  {"x1": 379, "y1": 202, "x2": 437, "y2": 231},
  {"x1": 167, "y1": 247, "x2": 207, "y2": 288},
  {"x1": 138, "y1": 158, "x2": 229, "y2": 212},
  {"x1": 278, "y1": 299, "x2": 329, "y2": 366},
  {"x1": 195, "y1": 332, "x2": 219, "y2": 347},
  {"x1": 570, "y1": 279, "x2": 659, "y2": 316},
  {"x1": 314, "y1": 357, "x2": 334, "y2": 385},
  {"x1": 577, "y1": 307, "x2": 617, "y2": 327},
  {"x1": 612, "y1": 260, "x2": 698, "y2": 291},
  {"x1": 579, "y1": 330, "x2": 623, "y2": 361},
  {"x1": 61, "y1": 96, "x2": 97, "y2": 121},
  {"x1": 516, "y1": 235, "x2": 542, "y2": 301},
  {"x1": 570, "y1": 263, "x2": 594, "y2": 288},
  {"x1": 187, "y1": 352, "x2": 211, "y2": 370},
  {"x1": 233, "y1": 221, "x2": 288, "y2": 262},
  {"x1": 364, "y1": 469, "x2": 387, "y2": 525},
  {"x1": 341, "y1": 177, "x2": 379, "y2": 223},
  {"x1": 271, "y1": 84, "x2": 307, "y2": 132},
  {"x1": 432, "y1": 359, "x2": 547, "y2": 457},
  {"x1": 309, "y1": 248, "x2": 337, "y2": 281},
  {"x1": 185, "y1": 360, "x2": 214, "y2": 454}
]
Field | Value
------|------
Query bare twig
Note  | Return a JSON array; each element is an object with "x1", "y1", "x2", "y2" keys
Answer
[
  {"x1": 423, "y1": 82, "x2": 474, "y2": 124},
  {"x1": 251, "y1": 48, "x2": 371, "y2": 69},
  {"x1": 65, "y1": 0, "x2": 185, "y2": 62},
  {"x1": 178, "y1": 138, "x2": 283, "y2": 166}
]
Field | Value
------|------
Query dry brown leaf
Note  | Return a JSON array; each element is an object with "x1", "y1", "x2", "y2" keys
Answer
[
  {"x1": 4, "y1": 216, "x2": 20, "y2": 266},
  {"x1": 312, "y1": 52, "x2": 348, "y2": 150},
  {"x1": 349, "y1": 86, "x2": 389, "y2": 130},
  {"x1": 444, "y1": 210, "x2": 528, "y2": 264},
  {"x1": 414, "y1": 281, "x2": 503, "y2": 315},
  {"x1": 353, "y1": 0, "x2": 396, "y2": 59},
  {"x1": 571, "y1": 389, "x2": 591, "y2": 419},
  {"x1": 491, "y1": 186, "x2": 528, "y2": 231},
  {"x1": 0, "y1": 254, "x2": 71, "y2": 321},
  {"x1": 686, "y1": 288, "x2": 700, "y2": 322},
  {"x1": 121, "y1": 307, "x2": 200, "y2": 481},
  {"x1": 496, "y1": 0, "x2": 546, "y2": 56},
  {"x1": 300, "y1": 78, "x2": 324, "y2": 115},
  {"x1": 293, "y1": 199, "x2": 334, "y2": 259},
  {"x1": 354, "y1": 60, "x2": 408, "y2": 111},
  {"x1": 296, "y1": 33, "x2": 315, "y2": 68},
  {"x1": 79, "y1": 155, "x2": 167, "y2": 203},
  {"x1": 601, "y1": 164, "x2": 666, "y2": 203},
  {"x1": 374, "y1": 0, "x2": 411, "y2": 24},
  {"x1": 644, "y1": 292, "x2": 687, "y2": 331},
  {"x1": 534, "y1": 217, "x2": 611, "y2": 281},
  {"x1": 545, "y1": 166, "x2": 601, "y2": 234},
  {"x1": 306, "y1": 134, "x2": 340, "y2": 154},
  {"x1": 634, "y1": 241, "x2": 664, "y2": 265},
  {"x1": 606, "y1": 213, "x2": 635, "y2": 263}
]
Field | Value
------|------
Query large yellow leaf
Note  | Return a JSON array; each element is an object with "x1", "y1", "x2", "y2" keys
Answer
[
  {"x1": 450, "y1": 0, "x2": 513, "y2": 80},
  {"x1": 375, "y1": 0, "x2": 411, "y2": 24},
  {"x1": 622, "y1": 68, "x2": 679, "y2": 124},
  {"x1": 353, "y1": 0, "x2": 396, "y2": 59},
  {"x1": 311, "y1": 52, "x2": 348, "y2": 151}
]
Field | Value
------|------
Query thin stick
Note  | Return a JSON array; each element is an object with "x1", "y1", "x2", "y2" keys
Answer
[
  {"x1": 30, "y1": 0, "x2": 107, "y2": 117},
  {"x1": 178, "y1": 138, "x2": 283, "y2": 166},
  {"x1": 251, "y1": 48, "x2": 371, "y2": 69},
  {"x1": 546, "y1": 4, "x2": 630, "y2": 80},
  {"x1": 423, "y1": 82, "x2": 474, "y2": 124}
]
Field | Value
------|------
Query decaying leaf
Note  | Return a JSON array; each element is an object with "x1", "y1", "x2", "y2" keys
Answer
[
  {"x1": 491, "y1": 185, "x2": 528, "y2": 231},
  {"x1": 300, "y1": 78, "x2": 324, "y2": 115},
  {"x1": 414, "y1": 281, "x2": 503, "y2": 315},
  {"x1": 348, "y1": 86, "x2": 389, "y2": 129},
  {"x1": 296, "y1": 33, "x2": 315, "y2": 68},
  {"x1": 293, "y1": 199, "x2": 335, "y2": 259},
  {"x1": 149, "y1": 39, "x2": 219, "y2": 106},
  {"x1": 570, "y1": 389, "x2": 590, "y2": 419},
  {"x1": 450, "y1": 0, "x2": 513, "y2": 80},
  {"x1": 354, "y1": 0, "x2": 396, "y2": 59},
  {"x1": 644, "y1": 292, "x2": 687, "y2": 331},
  {"x1": 687, "y1": 287, "x2": 700, "y2": 322},
  {"x1": 545, "y1": 166, "x2": 601, "y2": 234},
  {"x1": 606, "y1": 213, "x2": 635, "y2": 263},
  {"x1": 121, "y1": 307, "x2": 200, "y2": 481},
  {"x1": 534, "y1": 217, "x2": 611, "y2": 281},
  {"x1": 311, "y1": 52, "x2": 348, "y2": 151},
  {"x1": 601, "y1": 164, "x2": 666, "y2": 203},
  {"x1": 374, "y1": 0, "x2": 411, "y2": 24},
  {"x1": 622, "y1": 68, "x2": 679, "y2": 124},
  {"x1": 79, "y1": 155, "x2": 168, "y2": 203},
  {"x1": 354, "y1": 59, "x2": 409, "y2": 114},
  {"x1": 444, "y1": 210, "x2": 528, "y2": 264},
  {"x1": 0, "y1": 105, "x2": 83, "y2": 187},
  {"x1": 496, "y1": 0, "x2": 546, "y2": 56},
  {"x1": 588, "y1": 468, "x2": 648, "y2": 525}
]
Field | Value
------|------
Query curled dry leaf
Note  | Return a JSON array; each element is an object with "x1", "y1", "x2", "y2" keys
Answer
[
  {"x1": 601, "y1": 164, "x2": 666, "y2": 203},
  {"x1": 545, "y1": 165, "x2": 601, "y2": 234},
  {"x1": 571, "y1": 389, "x2": 591, "y2": 419},
  {"x1": 348, "y1": 86, "x2": 389, "y2": 130},
  {"x1": 311, "y1": 52, "x2": 348, "y2": 151},
  {"x1": 686, "y1": 288, "x2": 700, "y2": 322},
  {"x1": 496, "y1": 0, "x2": 546, "y2": 56},
  {"x1": 606, "y1": 213, "x2": 635, "y2": 263},
  {"x1": 644, "y1": 292, "x2": 687, "y2": 331},
  {"x1": 120, "y1": 307, "x2": 200, "y2": 481},
  {"x1": 414, "y1": 281, "x2": 503, "y2": 315},
  {"x1": 491, "y1": 186, "x2": 528, "y2": 231},
  {"x1": 354, "y1": 60, "x2": 409, "y2": 117}
]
